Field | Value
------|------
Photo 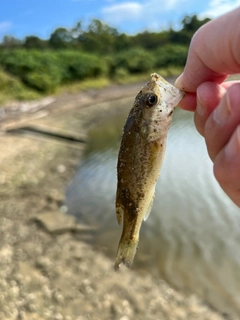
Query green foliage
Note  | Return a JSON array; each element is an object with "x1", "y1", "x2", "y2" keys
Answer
[
  {"x1": 0, "y1": 44, "x2": 188, "y2": 96},
  {"x1": 59, "y1": 77, "x2": 111, "y2": 94},
  {"x1": 80, "y1": 19, "x2": 119, "y2": 53},
  {"x1": 56, "y1": 51, "x2": 107, "y2": 83},
  {"x1": 182, "y1": 15, "x2": 210, "y2": 32},
  {"x1": 0, "y1": 36, "x2": 22, "y2": 49},
  {"x1": 0, "y1": 68, "x2": 40, "y2": 103},
  {"x1": 132, "y1": 31, "x2": 170, "y2": 50},
  {"x1": 154, "y1": 44, "x2": 188, "y2": 68},
  {"x1": 0, "y1": 15, "x2": 211, "y2": 99},
  {"x1": 0, "y1": 49, "x2": 108, "y2": 93},
  {"x1": 112, "y1": 48, "x2": 155, "y2": 75},
  {"x1": 49, "y1": 28, "x2": 73, "y2": 49},
  {"x1": 0, "y1": 50, "x2": 62, "y2": 92},
  {"x1": 24, "y1": 36, "x2": 48, "y2": 49},
  {"x1": 169, "y1": 15, "x2": 211, "y2": 45},
  {"x1": 113, "y1": 67, "x2": 129, "y2": 81},
  {"x1": 0, "y1": 15, "x2": 210, "y2": 51}
]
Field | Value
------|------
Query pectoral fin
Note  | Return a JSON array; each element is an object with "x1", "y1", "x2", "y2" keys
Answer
[
  {"x1": 139, "y1": 121, "x2": 149, "y2": 139},
  {"x1": 116, "y1": 206, "x2": 124, "y2": 225},
  {"x1": 143, "y1": 188, "x2": 155, "y2": 221}
]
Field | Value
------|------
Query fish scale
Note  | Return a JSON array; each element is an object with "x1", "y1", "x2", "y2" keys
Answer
[{"x1": 114, "y1": 73, "x2": 184, "y2": 270}]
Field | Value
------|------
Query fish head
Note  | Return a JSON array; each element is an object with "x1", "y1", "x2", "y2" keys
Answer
[{"x1": 135, "y1": 73, "x2": 184, "y2": 141}]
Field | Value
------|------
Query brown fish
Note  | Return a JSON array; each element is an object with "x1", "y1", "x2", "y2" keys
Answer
[{"x1": 115, "y1": 73, "x2": 184, "y2": 270}]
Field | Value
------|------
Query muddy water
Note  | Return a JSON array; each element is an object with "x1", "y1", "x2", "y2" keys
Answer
[{"x1": 66, "y1": 98, "x2": 240, "y2": 317}]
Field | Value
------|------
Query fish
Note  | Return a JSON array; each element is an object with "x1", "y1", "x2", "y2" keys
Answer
[{"x1": 114, "y1": 73, "x2": 184, "y2": 270}]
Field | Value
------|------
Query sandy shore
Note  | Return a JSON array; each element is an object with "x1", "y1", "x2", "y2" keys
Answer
[{"x1": 0, "y1": 83, "x2": 226, "y2": 320}]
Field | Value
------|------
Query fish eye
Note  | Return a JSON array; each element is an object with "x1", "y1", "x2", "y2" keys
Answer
[{"x1": 146, "y1": 93, "x2": 157, "y2": 107}]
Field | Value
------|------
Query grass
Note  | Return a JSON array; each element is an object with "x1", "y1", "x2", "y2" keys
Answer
[
  {"x1": 0, "y1": 66, "x2": 184, "y2": 104},
  {"x1": 56, "y1": 76, "x2": 111, "y2": 94},
  {"x1": 109, "y1": 66, "x2": 183, "y2": 85},
  {"x1": 57, "y1": 66, "x2": 183, "y2": 94},
  {"x1": 0, "y1": 69, "x2": 41, "y2": 104}
]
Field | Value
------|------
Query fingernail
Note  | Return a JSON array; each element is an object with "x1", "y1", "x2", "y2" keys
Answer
[
  {"x1": 225, "y1": 125, "x2": 240, "y2": 158},
  {"x1": 175, "y1": 73, "x2": 184, "y2": 89},
  {"x1": 213, "y1": 91, "x2": 232, "y2": 125},
  {"x1": 196, "y1": 94, "x2": 205, "y2": 117}
]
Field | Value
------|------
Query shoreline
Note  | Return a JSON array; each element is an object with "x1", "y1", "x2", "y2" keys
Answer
[{"x1": 0, "y1": 82, "x2": 226, "y2": 319}]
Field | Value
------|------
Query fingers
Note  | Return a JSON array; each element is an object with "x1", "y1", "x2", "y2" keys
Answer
[
  {"x1": 175, "y1": 7, "x2": 240, "y2": 93},
  {"x1": 178, "y1": 80, "x2": 240, "y2": 112},
  {"x1": 174, "y1": 6, "x2": 240, "y2": 207},
  {"x1": 214, "y1": 126, "x2": 240, "y2": 207},
  {"x1": 175, "y1": 54, "x2": 227, "y2": 93},
  {"x1": 193, "y1": 82, "x2": 240, "y2": 207},
  {"x1": 204, "y1": 83, "x2": 240, "y2": 161},
  {"x1": 177, "y1": 92, "x2": 196, "y2": 111},
  {"x1": 194, "y1": 82, "x2": 226, "y2": 135},
  {"x1": 222, "y1": 80, "x2": 240, "y2": 90}
]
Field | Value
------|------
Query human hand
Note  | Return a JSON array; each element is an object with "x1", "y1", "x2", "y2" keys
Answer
[{"x1": 175, "y1": 7, "x2": 240, "y2": 207}]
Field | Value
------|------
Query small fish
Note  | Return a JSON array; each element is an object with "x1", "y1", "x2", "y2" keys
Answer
[{"x1": 114, "y1": 73, "x2": 184, "y2": 270}]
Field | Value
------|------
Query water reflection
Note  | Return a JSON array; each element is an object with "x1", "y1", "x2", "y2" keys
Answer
[{"x1": 66, "y1": 98, "x2": 240, "y2": 316}]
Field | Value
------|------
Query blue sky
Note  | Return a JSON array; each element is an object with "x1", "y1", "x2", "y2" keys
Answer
[{"x1": 0, "y1": 0, "x2": 240, "y2": 41}]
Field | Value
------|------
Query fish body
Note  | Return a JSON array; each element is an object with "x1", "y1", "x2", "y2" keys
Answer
[{"x1": 115, "y1": 73, "x2": 184, "y2": 270}]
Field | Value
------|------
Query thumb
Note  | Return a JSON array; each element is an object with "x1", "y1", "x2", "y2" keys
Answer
[{"x1": 175, "y1": 7, "x2": 240, "y2": 92}]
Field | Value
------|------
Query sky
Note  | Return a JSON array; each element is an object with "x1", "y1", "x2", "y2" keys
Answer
[{"x1": 0, "y1": 0, "x2": 240, "y2": 41}]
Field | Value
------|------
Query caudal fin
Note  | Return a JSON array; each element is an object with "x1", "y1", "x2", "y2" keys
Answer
[{"x1": 114, "y1": 237, "x2": 139, "y2": 271}]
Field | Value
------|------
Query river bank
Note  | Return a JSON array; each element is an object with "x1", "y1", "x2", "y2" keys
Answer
[{"x1": 0, "y1": 82, "x2": 226, "y2": 320}]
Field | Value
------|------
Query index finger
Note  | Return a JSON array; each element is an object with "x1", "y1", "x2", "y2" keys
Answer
[{"x1": 178, "y1": 80, "x2": 240, "y2": 111}]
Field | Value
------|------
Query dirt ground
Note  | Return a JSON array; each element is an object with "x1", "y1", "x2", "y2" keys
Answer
[{"x1": 0, "y1": 83, "x2": 227, "y2": 320}]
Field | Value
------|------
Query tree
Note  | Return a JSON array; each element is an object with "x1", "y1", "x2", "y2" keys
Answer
[
  {"x1": 114, "y1": 33, "x2": 131, "y2": 51},
  {"x1": 169, "y1": 15, "x2": 211, "y2": 45},
  {"x1": 181, "y1": 15, "x2": 210, "y2": 33},
  {"x1": 0, "y1": 36, "x2": 22, "y2": 49},
  {"x1": 71, "y1": 21, "x2": 83, "y2": 38},
  {"x1": 79, "y1": 19, "x2": 119, "y2": 53},
  {"x1": 24, "y1": 36, "x2": 48, "y2": 49},
  {"x1": 49, "y1": 28, "x2": 73, "y2": 49},
  {"x1": 131, "y1": 31, "x2": 170, "y2": 50}
]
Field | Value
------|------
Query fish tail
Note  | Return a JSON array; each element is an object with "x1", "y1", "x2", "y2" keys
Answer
[{"x1": 114, "y1": 235, "x2": 139, "y2": 271}]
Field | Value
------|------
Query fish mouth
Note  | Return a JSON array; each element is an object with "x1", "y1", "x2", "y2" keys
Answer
[{"x1": 151, "y1": 73, "x2": 185, "y2": 109}]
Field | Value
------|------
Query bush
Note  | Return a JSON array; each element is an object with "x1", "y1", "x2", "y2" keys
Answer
[
  {"x1": 0, "y1": 45, "x2": 188, "y2": 96},
  {"x1": 154, "y1": 44, "x2": 188, "y2": 68},
  {"x1": 56, "y1": 51, "x2": 107, "y2": 83},
  {"x1": 0, "y1": 50, "x2": 108, "y2": 91},
  {"x1": 113, "y1": 67, "x2": 129, "y2": 81},
  {"x1": 0, "y1": 50, "x2": 62, "y2": 92},
  {"x1": 0, "y1": 68, "x2": 40, "y2": 102},
  {"x1": 24, "y1": 72, "x2": 58, "y2": 92},
  {"x1": 111, "y1": 48, "x2": 155, "y2": 74}
]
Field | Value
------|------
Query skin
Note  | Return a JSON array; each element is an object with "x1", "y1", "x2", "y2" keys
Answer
[{"x1": 175, "y1": 7, "x2": 240, "y2": 207}]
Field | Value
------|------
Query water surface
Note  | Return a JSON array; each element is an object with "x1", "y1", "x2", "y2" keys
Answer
[{"x1": 66, "y1": 97, "x2": 240, "y2": 316}]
